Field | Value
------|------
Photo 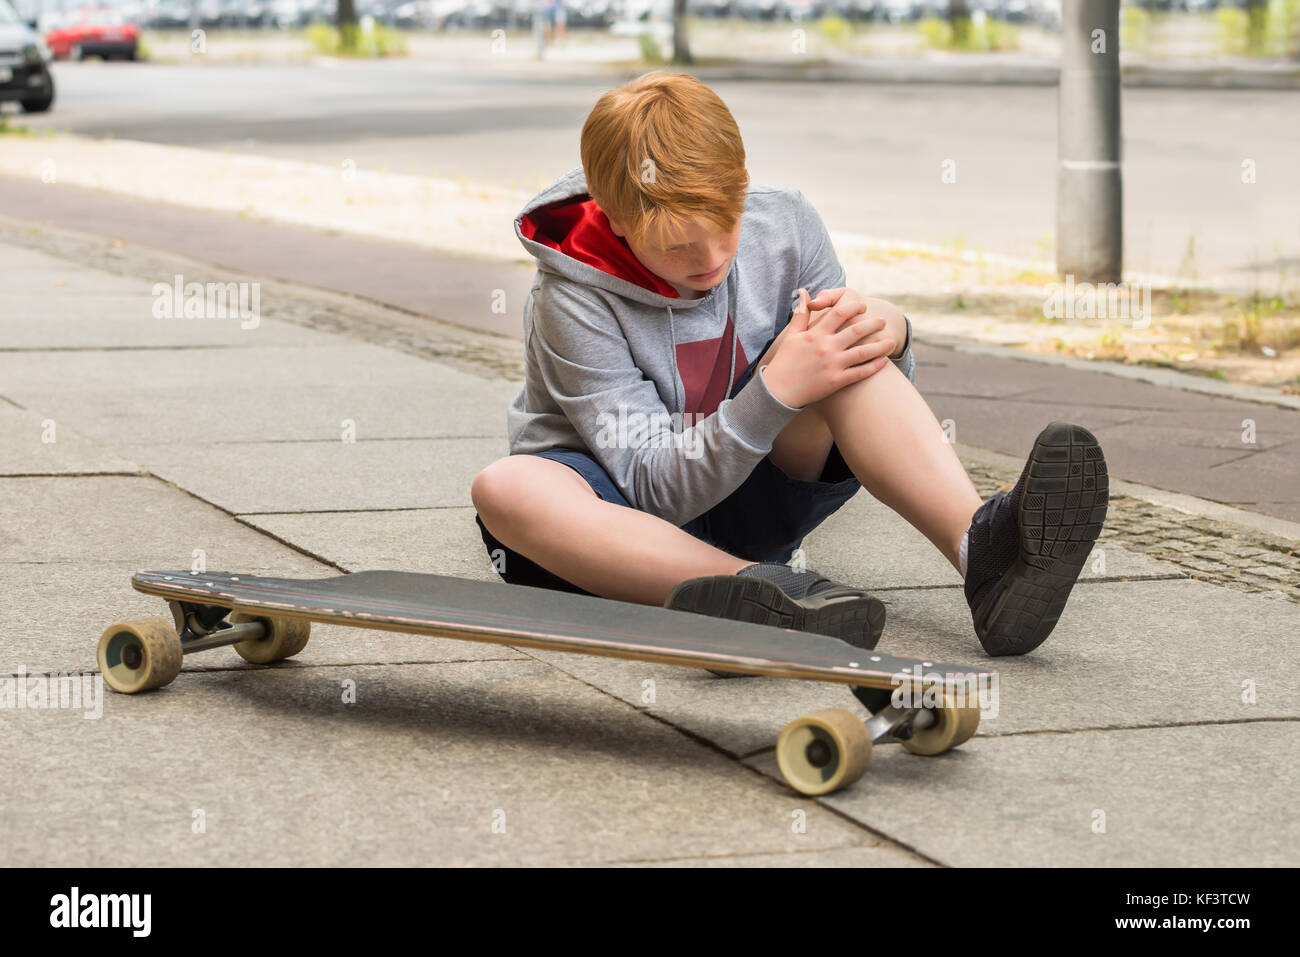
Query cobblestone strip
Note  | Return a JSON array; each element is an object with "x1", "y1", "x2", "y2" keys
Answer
[{"x1": 964, "y1": 463, "x2": 1299, "y2": 604}]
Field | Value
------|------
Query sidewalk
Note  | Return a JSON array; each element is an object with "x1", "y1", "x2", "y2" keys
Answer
[{"x1": 1, "y1": 224, "x2": 1296, "y2": 866}]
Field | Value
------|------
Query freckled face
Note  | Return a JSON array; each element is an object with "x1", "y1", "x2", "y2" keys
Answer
[{"x1": 609, "y1": 216, "x2": 742, "y2": 298}]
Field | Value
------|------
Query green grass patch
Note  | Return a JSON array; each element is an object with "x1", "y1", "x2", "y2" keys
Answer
[
  {"x1": 307, "y1": 22, "x2": 408, "y2": 58},
  {"x1": 917, "y1": 15, "x2": 1019, "y2": 51},
  {"x1": 638, "y1": 32, "x2": 666, "y2": 64},
  {"x1": 1215, "y1": 0, "x2": 1300, "y2": 56}
]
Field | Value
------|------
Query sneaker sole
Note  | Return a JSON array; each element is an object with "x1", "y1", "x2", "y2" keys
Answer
[
  {"x1": 665, "y1": 575, "x2": 887, "y2": 660},
  {"x1": 974, "y1": 421, "x2": 1109, "y2": 656}
]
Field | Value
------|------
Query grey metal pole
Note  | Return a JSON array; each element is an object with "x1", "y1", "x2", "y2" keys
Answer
[{"x1": 1057, "y1": 0, "x2": 1122, "y2": 282}]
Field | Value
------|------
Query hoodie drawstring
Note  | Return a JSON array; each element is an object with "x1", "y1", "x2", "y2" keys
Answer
[{"x1": 668, "y1": 307, "x2": 681, "y2": 413}]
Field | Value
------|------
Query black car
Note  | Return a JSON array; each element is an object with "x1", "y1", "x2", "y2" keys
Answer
[{"x1": 0, "y1": 0, "x2": 53, "y2": 113}]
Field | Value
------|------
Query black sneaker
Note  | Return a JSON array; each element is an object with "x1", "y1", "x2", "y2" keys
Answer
[
  {"x1": 965, "y1": 422, "x2": 1108, "y2": 657},
  {"x1": 666, "y1": 562, "x2": 887, "y2": 666}
]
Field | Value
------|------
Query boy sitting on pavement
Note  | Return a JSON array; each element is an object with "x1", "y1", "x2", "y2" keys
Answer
[{"x1": 472, "y1": 72, "x2": 1108, "y2": 658}]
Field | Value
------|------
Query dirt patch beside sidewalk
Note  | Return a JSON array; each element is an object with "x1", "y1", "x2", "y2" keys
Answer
[{"x1": 839, "y1": 244, "x2": 1300, "y2": 394}]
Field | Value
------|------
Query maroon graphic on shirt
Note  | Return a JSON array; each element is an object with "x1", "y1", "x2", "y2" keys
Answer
[{"x1": 676, "y1": 315, "x2": 748, "y2": 417}]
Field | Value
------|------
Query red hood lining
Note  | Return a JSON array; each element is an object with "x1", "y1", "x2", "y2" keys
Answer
[{"x1": 520, "y1": 197, "x2": 681, "y2": 299}]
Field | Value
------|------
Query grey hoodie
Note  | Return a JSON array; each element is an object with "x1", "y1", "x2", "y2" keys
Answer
[{"x1": 507, "y1": 165, "x2": 916, "y2": 527}]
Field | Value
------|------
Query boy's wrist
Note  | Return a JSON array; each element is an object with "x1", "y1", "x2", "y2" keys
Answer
[{"x1": 758, "y1": 363, "x2": 802, "y2": 410}]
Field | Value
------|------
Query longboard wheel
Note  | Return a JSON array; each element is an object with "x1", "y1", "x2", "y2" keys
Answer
[
  {"x1": 901, "y1": 692, "x2": 981, "y2": 756},
  {"x1": 229, "y1": 612, "x2": 310, "y2": 664},
  {"x1": 776, "y1": 708, "x2": 872, "y2": 796},
  {"x1": 98, "y1": 617, "x2": 183, "y2": 694},
  {"x1": 952, "y1": 700, "x2": 982, "y2": 747}
]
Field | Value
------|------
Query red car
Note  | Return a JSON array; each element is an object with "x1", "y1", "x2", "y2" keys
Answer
[{"x1": 44, "y1": 8, "x2": 140, "y2": 61}]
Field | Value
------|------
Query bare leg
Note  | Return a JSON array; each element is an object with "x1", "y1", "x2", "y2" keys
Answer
[
  {"x1": 472, "y1": 455, "x2": 748, "y2": 605},
  {"x1": 804, "y1": 362, "x2": 983, "y2": 573}
]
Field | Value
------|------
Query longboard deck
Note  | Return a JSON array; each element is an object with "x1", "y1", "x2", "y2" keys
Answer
[{"x1": 132, "y1": 569, "x2": 993, "y2": 692}]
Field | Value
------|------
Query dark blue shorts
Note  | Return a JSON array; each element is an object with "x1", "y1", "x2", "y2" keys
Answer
[{"x1": 475, "y1": 336, "x2": 861, "y2": 595}]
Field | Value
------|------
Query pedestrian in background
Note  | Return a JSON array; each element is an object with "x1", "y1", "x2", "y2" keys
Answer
[{"x1": 543, "y1": 0, "x2": 567, "y2": 45}]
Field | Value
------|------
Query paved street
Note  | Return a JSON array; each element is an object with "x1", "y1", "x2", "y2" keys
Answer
[{"x1": 18, "y1": 59, "x2": 1300, "y2": 285}]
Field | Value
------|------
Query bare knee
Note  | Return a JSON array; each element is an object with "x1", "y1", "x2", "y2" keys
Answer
[
  {"x1": 471, "y1": 455, "x2": 592, "y2": 529},
  {"x1": 471, "y1": 456, "x2": 527, "y2": 522},
  {"x1": 814, "y1": 356, "x2": 908, "y2": 414}
]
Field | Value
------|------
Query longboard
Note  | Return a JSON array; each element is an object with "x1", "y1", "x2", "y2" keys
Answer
[{"x1": 98, "y1": 570, "x2": 997, "y2": 796}]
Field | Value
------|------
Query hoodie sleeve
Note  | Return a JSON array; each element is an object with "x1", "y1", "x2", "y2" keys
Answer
[
  {"x1": 527, "y1": 280, "x2": 804, "y2": 526},
  {"x1": 791, "y1": 189, "x2": 916, "y2": 383}
]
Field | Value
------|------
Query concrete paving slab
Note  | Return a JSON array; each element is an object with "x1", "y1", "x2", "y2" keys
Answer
[
  {"x1": 798, "y1": 491, "x2": 1188, "y2": 587},
  {"x1": 0, "y1": 406, "x2": 141, "y2": 475},
  {"x1": 122, "y1": 437, "x2": 505, "y2": 513},
  {"x1": 876, "y1": 579, "x2": 1299, "y2": 732},
  {"x1": 0, "y1": 319, "x2": 335, "y2": 350},
  {"x1": 0, "y1": 245, "x2": 337, "y2": 348},
  {"x1": 525, "y1": 576, "x2": 1296, "y2": 761},
  {"x1": 7, "y1": 376, "x2": 517, "y2": 445},
  {"x1": 0, "y1": 475, "x2": 286, "y2": 565},
  {"x1": 1, "y1": 338, "x2": 519, "y2": 445},
  {"x1": 1, "y1": 660, "x2": 903, "y2": 866},
  {"x1": 242, "y1": 507, "x2": 498, "y2": 580},
  {"x1": 746, "y1": 722, "x2": 1299, "y2": 866},
  {"x1": 0, "y1": 477, "x2": 525, "y2": 672},
  {"x1": 0, "y1": 342, "x2": 488, "y2": 396}
]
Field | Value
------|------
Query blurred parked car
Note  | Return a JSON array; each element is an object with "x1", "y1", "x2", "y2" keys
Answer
[
  {"x1": 266, "y1": 0, "x2": 307, "y2": 28},
  {"x1": 876, "y1": 0, "x2": 917, "y2": 21},
  {"x1": 45, "y1": 7, "x2": 140, "y2": 60},
  {"x1": 734, "y1": 0, "x2": 782, "y2": 20},
  {"x1": 693, "y1": 0, "x2": 735, "y2": 16},
  {"x1": 781, "y1": 0, "x2": 831, "y2": 20},
  {"x1": 0, "y1": 0, "x2": 54, "y2": 111},
  {"x1": 825, "y1": 0, "x2": 882, "y2": 21},
  {"x1": 146, "y1": 0, "x2": 192, "y2": 28},
  {"x1": 217, "y1": 0, "x2": 268, "y2": 25}
]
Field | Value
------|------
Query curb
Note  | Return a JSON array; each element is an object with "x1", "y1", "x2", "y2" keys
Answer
[{"x1": 532, "y1": 54, "x2": 1300, "y2": 90}]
